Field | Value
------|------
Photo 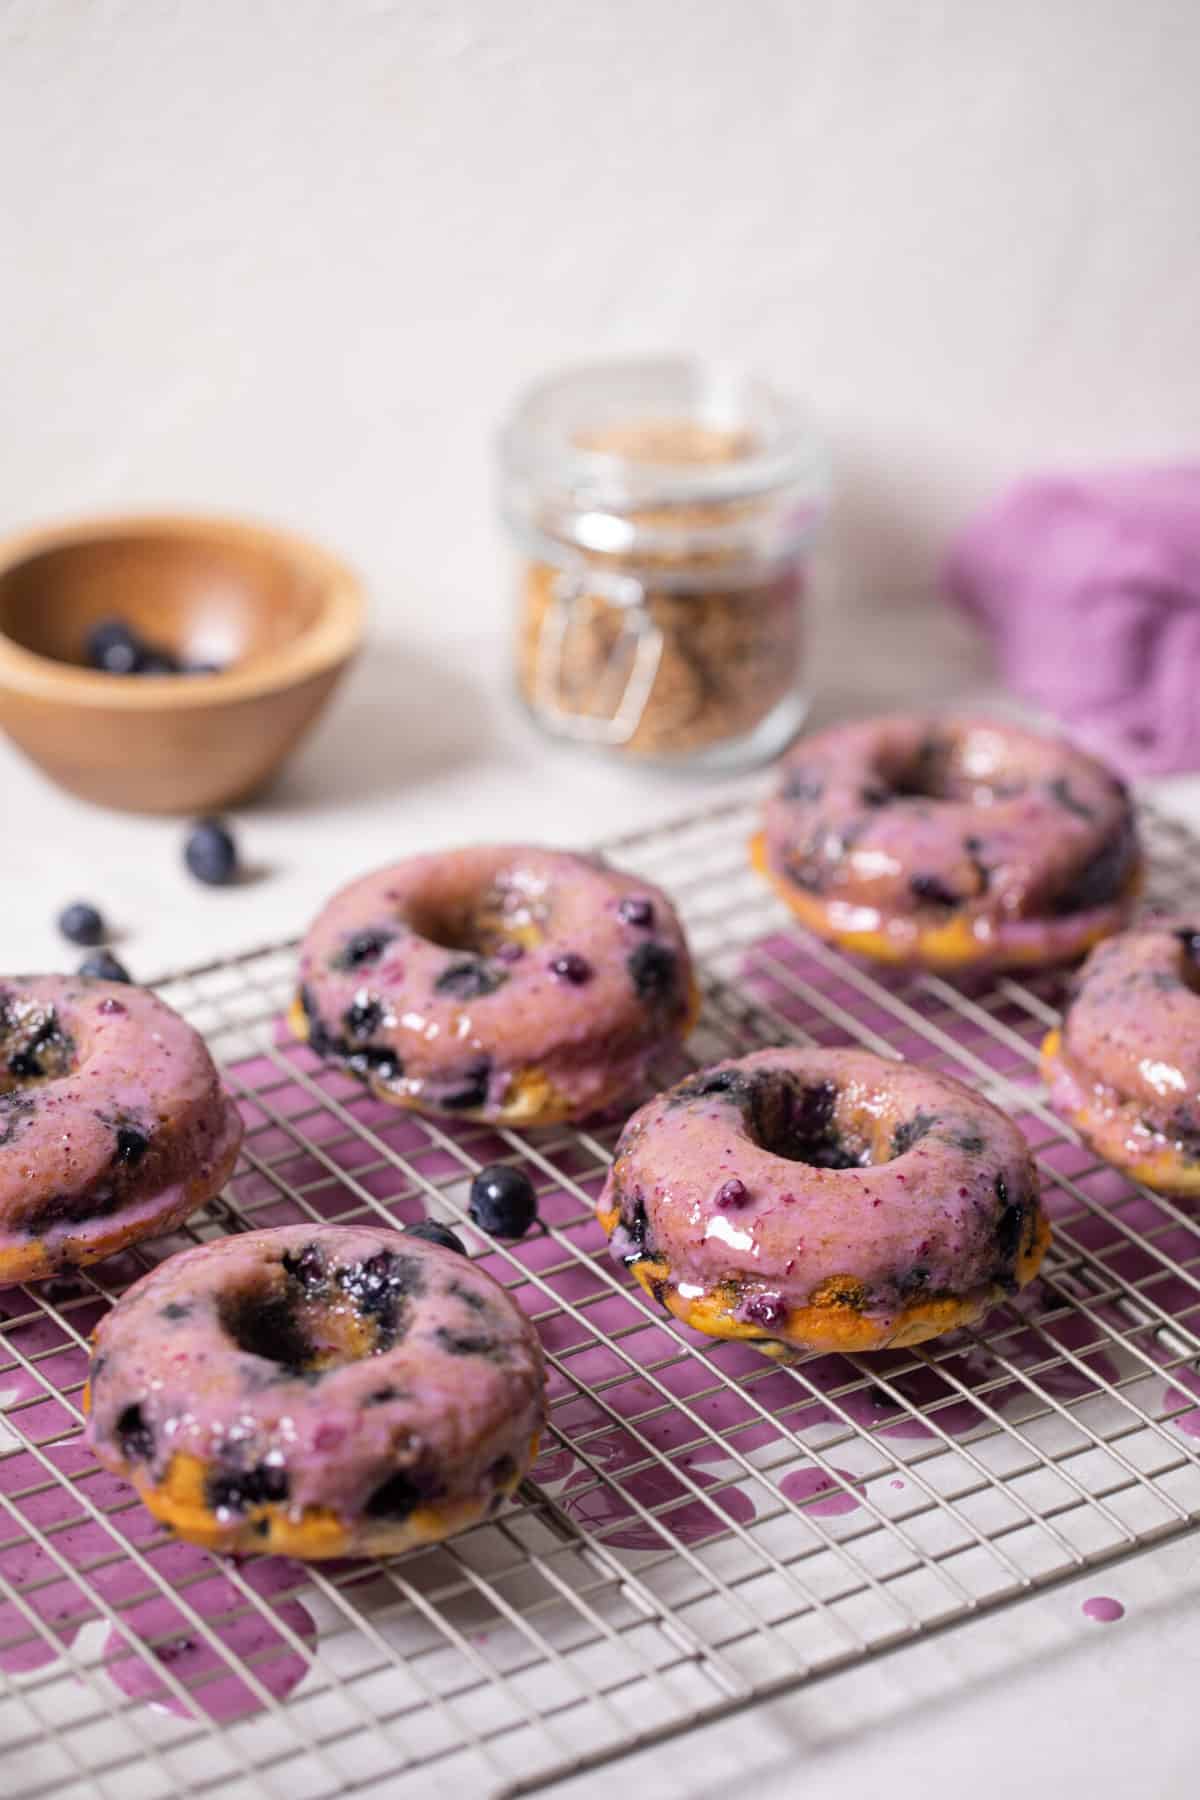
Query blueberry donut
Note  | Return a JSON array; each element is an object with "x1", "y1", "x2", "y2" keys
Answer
[
  {"x1": 754, "y1": 715, "x2": 1140, "y2": 971},
  {"x1": 292, "y1": 846, "x2": 698, "y2": 1125},
  {"x1": 0, "y1": 976, "x2": 242, "y2": 1285},
  {"x1": 1042, "y1": 921, "x2": 1200, "y2": 1194},
  {"x1": 85, "y1": 1224, "x2": 546, "y2": 1558},
  {"x1": 597, "y1": 1047, "x2": 1047, "y2": 1354}
]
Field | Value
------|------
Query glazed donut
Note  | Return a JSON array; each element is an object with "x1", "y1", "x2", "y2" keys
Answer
[
  {"x1": 0, "y1": 976, "x2": 242, "y2": 1285},
  {"x1": 292, "y1": 845, "x2": 697, "y2": 1125},
  {"x1": 85, "y1": 1224, "x2": 546, "y2": 1558},
  {"x1": 597, "y1": 1047, "x2": 1047, "y2": 1354},
  {"x1": 1042, "y1": 921, "x2": 1200, "y2": 1194},
  {"x1": 754, "y1": 715, "x2": 1140, "y2": 971}
]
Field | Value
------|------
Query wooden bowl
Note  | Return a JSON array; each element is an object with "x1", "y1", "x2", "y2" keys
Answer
[{"x1": 0, "y1": 514, "x2": 366, "y2": 813}]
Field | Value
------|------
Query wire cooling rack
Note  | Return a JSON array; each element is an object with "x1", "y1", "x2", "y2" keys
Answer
[{"x1": 4, "y1": 794, "x2": 1200, "y2": 1800}]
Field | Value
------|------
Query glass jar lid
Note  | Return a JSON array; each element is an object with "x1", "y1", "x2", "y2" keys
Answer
[{"x1": 497, "y1": 355, "x2": 829, "y2": 569}]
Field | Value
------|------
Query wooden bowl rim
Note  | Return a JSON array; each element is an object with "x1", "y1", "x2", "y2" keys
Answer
[{"x1": 0, "y1": 512, "x2": 366, "y2": 709}]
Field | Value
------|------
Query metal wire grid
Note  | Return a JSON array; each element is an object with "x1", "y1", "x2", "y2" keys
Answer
[{"x1": 3, "y1": 795, "x2": 1200, "y2": 1800}]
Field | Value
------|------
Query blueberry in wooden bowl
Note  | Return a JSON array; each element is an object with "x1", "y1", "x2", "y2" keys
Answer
[{"x1": 0, "y1": 513, "x2": 365, "y2": 814}]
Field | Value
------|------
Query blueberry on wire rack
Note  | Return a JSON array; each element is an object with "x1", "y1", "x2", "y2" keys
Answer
[{"x1": 468, "y1": 1165, "x2": 538, "y2": 1238}]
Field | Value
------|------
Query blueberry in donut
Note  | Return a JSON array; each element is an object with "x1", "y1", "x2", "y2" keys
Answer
[
  {"x1": 292, "y1": 846, "x2": 698, "y2": 1125},
  {"x1": 85, "y1": 1224, "x2": 546, "y2": 1558},
  {"x1": 0, "y1": 975, "x2": 242, "y2": 1284},
  {"x1": 1042, "y1": 919, "x2": 1200, "y2": 1194},
  {"x1": 597, "y1": 1047, "x2": 1047, "y2": 1354},
  {"x1": 754, "y1": 715, "x2": 1140, "y2": 971}
]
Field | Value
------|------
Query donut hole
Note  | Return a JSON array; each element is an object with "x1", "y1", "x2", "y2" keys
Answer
[
  {"x1": 0, "y1": 998, "x2": 77, "y2": 1090},
  {"x1": 220, "y1": 1288, "x2": 316, "y2": 1370},
  {"x1": 876, "y1": 730, "x2": 1022, "y2": 807},
  {"x1": 408, "y1": 906, "x2": 539, "y2": 964},
  {"x1": 745, "y1": 1074, "x2": 940, "y2": 1170},
  {"x1": 219, "y1": 1282, "x2": 374, "y2": 1374},
  {"x1": 408, "y1": 872, "x2": 551, "y2": 959},
  {"x1": 749, "y1": 1077, "x2": 871, "y2": 1171},
  {"x1": 877, "y1": 740, "x2": 957, "y2": 802},
  {"x1": 407, "y1": 898, "x2": 487, "y2": 955}
]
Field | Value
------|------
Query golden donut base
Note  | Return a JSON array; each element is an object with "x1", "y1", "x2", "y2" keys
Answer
[
  {"x1": 596, "y1": 1204, "x2": 1051, "y2": 1356},
  {"x1": 81, "y1": 1438, "x2": 539, "y2": 1560},
  {"x1": 1041, "y1": 1028, "x2": 1200, "y2": 1197},
  {"x1": 289, "y1": 981, "x2": 702, "y2": 1129},
  {"x1": 750, "y1": 832, "x2": 1139, "y2": 974},
  {"x1": 0, "y1": 1108, "x2": 243, "y2": 1286}
]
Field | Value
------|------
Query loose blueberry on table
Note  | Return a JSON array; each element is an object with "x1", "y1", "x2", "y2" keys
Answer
[
  {"x1": 58, "y1": 901, "x2": 106, "y2": 947},
  {"x1": 468, "y1": 1165, "x2": 538, "y2": 1238},
  {"x1": 184, "y1": 819, "x2": 240, "y2": 886},
  {"x1": 78, "y1": 950, "x2": 132, "y2": 983}
]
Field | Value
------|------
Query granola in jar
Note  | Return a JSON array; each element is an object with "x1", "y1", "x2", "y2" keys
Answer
[{"x1": 497, "y1": 359, "x2": 828, "y2": 770}]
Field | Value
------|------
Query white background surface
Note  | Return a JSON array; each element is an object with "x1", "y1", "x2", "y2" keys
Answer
[{"x1": 3, "y1": 3, "x2": 1200, "y2": 1796}]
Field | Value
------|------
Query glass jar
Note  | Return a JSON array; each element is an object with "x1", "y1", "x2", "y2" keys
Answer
[{"x1": 497, "y1": 356, "x2": 828, "y2": 770}]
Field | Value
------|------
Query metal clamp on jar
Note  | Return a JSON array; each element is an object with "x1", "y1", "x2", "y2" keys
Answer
[{"x1": 497, "y1": 356, "x2": 828, "y2": 771}]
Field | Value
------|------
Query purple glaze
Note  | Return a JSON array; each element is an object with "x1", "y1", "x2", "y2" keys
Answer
[
  {"x1": 101, "y1": 1561, "x2": 316, "y2": 1719},
  {"x1": 1048, "y1": 921, "x2": 1200, "y2": 1176},
  {"x1": 86, "y1": 1224, "x2": 545, "y2": 1540},
  {"x1": 0, "y1": 975, "x2": 242, "y2": 1283},
  {"x1": 557, "y1": 1432, "x2": 755, "y2": 1550},
  {"x1": 1160, "y1": 1361, "x2": 1200, "y2": 1439},
  {"x1": 779, "y1": 1466, "x2": 863, "y2": 1516},
  {"x1": 0, "y1": 1428, "x2": 314, "y2": 1709},
  {"x1": 296, "y1": 846, "x2": 694, "y2": 1122},
  {"x1": 600, "y1": 1047, "x2": 1043, "y2": 1344},
  {"x1": 763, "y1": 715, "x2": 1138, "y2": 967},
  {"x1": 0, "y1": 1436, "x2": 314, "y2": 1710}
]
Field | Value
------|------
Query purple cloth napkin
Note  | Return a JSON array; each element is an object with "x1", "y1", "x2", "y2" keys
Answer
[{"x1": 946, "y1": 467, "x2": 1200, "y2": 775}]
